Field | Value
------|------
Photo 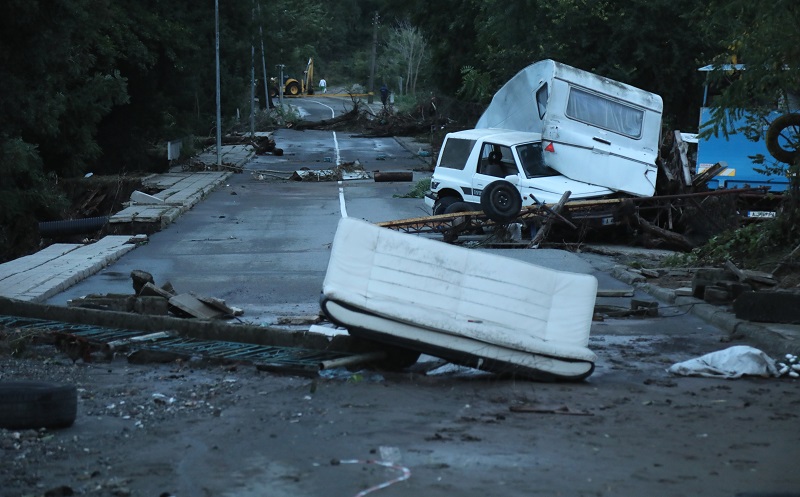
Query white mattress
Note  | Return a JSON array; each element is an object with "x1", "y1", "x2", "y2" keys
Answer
[{"x1": 322, "y1": 218, "x2": 597, "y2": 363}]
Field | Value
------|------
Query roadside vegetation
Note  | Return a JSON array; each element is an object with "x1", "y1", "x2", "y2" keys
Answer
[{"x1": 1, "y1": 0, "x2": 798, "y2": 265}]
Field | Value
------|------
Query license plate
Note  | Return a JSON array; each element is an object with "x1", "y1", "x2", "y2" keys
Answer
[{"x1": 747, "y1": 211, "x2": 776, "y2": 218}]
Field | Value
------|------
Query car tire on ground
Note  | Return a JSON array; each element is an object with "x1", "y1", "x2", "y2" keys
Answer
[
  {"x1": 444, "y1": 201, "x2": 473, "y2": 215},
  {"x1": 480, "y1": 180, "x2": 522, "y2": 223},
  {"x1": 433, "y1": 196, "x2": 459, "y2": 216},
  {"x1": 0, "y1": 381, "x2": 78, "y2": 430},
  {"x1": 766, "y1": 113, "x2": 800, "y2": 164}
]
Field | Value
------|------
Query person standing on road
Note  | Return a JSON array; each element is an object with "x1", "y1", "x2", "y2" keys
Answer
[
  {"x1": 319, "y1": 77, "x2": 327, "y2": 93},
  {"x1": 380, "y1": 84, "x2": 389, "y2": 108}
]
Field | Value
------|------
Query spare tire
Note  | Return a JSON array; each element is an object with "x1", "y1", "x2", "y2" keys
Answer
[
  {"x1": 480, "y1": 180, "x2": 522, "y2": 223},
  {"x1": 0, "y1": 381, "x2": 78, "y2": 429},
  {"x1": 766, "y1": 113, "x2": 800, "y2": 164}
]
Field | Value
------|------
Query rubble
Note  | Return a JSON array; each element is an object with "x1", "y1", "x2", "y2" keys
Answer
[
  {"x1": 68, "y1": 270, "x2": 241, "y2": 321},
  {"x1": 289, "y1": 160, "x2": 370, "y2": 181}
]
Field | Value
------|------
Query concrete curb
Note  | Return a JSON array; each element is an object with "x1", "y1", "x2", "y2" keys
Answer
[{"x1": 611, "y1": 266, "x2": 800, "y2": 357}]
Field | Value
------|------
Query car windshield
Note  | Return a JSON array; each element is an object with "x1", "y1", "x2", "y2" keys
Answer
[{"x1": 516, "y1": 143, "x2": 558, "y2": 178}]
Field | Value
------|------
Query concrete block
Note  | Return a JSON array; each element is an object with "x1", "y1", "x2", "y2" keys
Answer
[
  {"x1": 703, "y1": 285, "x2": 732, "y2": 304},
  {"x1": 692, "y1": 268, "x2": 737, "y2": 298},
  {"x1": 734, "y1": 291, "x2": 800, "y2": 324},
  {"x1": 131, "y1": 190, "x2": 165, "y2": 204},
  {"x1": 133, "y1": 296, "x2": 169, "y2": 316}
]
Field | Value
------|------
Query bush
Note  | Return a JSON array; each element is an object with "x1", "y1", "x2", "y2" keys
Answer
[{"x1": 665, "y1": 218, "x2": 793, "y2": 269}]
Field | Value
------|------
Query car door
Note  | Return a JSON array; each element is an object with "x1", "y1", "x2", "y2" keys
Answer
[{"x1": 472, "y1": 143, "x2": 515, "y2": 200}]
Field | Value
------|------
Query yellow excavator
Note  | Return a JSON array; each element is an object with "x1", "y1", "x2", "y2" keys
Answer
[{"x1": 270, "y1": 57, "x2": 314, "y2": 97}]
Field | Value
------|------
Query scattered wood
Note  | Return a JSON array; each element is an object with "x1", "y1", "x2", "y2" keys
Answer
[
  {"x1": 139, "y1": 282, "x2": 177, "y2": 299},
  {"x1": 105, "y1": 332, "x2": 171, "y2": 352},
  {"x1": 168, "y1": 293, "x2": 226, "y2": 320},
  {"x1": 528, "y1": 191, "x2": 571, "y2": 248},
  {"x1": 195, "y1": 294, "x2": 244, "y2": 316},
  {"x1": 724, "y1": 260, "x2": 778, "y2": 287},
  {"x1": 634, "y1": 214, "x2": 695, "y2": 251},
  {"x1": 289, "y1": 160, "x2": 369, "y2": 182},
  {"x1": 291, "y1": 107, "x2": 360, "y2": 131},
  {"x1": 692, "y1": 161, "x2": 728, "y2": 188},
  {"x1": 596, "y1": 289, "x2": 634, "y2": 297},
  {"x1": 374, "y1": 171, "x2": 413, "y2": 182}
]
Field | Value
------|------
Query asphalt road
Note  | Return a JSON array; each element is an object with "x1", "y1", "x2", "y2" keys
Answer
[
  {"x1": 16, "y1": 100, "x2": 800, "y2": 496},
  {"x1": 48, "y1": 124, "x2": 433, "y2": 323}
]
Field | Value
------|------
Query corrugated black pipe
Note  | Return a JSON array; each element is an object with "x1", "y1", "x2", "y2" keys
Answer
[{"x1": 38, "y1": 216, "x2": 109, "y2": 237}]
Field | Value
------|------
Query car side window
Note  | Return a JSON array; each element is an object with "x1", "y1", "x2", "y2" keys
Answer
[
  {"x1": 438, "y1": 138, "x2": 476, "y2": 170},
  {"x1": 478, "y1": 143, "x2": 516, "y2": 177},
  {"x1": 516, "y1": 143, "x2": 558, "y2": 178}
]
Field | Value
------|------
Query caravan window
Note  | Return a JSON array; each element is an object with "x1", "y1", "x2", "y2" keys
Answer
[
  {"x1": 566, "y1": 87, "x2": 644, "y2": 138},
  {"x1": 536, "y1": 84, "x2": 548, "y2": 119}
]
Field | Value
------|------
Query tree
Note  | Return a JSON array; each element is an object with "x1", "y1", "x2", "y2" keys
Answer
[
  {"x1": 698, "y1": 0, "x2": 800, "y2": 228},
  {"x1": 382, "y1": 20, "x2": 430, "y2": 95}
]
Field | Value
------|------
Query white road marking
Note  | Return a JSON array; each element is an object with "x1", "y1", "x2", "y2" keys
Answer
[
  {"x1": 333, "y1": 130, "x2": 347, "y2": 218},
  {"x1": 308, "y1": 100, "x2": 336, "y2": 119},
  {"x1": 338, "y1": 183, "x2": 348, "y2": 219}
]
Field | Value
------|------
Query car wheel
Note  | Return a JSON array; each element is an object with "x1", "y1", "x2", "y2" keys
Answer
[
  {"x1": 433, "y1": 196, "x2": 458, "y2": 215},
  {"x1": 766, "y1": 113, "x2": 800, "y2": 164},
  {"x1": 480, "y1": 180, "x2": 522, "y2": 223},
  {"x1": 0, "y1": 381, "x2": 78, "y2": 430}
]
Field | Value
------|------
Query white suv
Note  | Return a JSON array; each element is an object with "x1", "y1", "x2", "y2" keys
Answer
[{"x1": 425, "y1": 128, "x2": 614, "y2": 222}]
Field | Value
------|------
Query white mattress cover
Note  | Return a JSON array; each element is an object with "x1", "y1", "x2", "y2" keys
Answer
[{"x1": 322, "y1": 218, "x2": 597, "y2": 362}]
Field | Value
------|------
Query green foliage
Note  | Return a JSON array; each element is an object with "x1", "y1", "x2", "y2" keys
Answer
[
  {"x1": 667, "y1": 219, "x2": 794, "y2": 268},
  {"x1": 698, "y1": 0, "x2": 800, "y2": 136},
  {"x1": 396, "y1": 0, "x2": 709, "y2": 129},
  {"x1": 394, "y1": 179, "x2": 431, "y2": 198},
  {"x1": 457, "y1": 66, "x2": 492, "y2": 103},
  {"x1": 0, "y1": 137, "x2": 68, "y2": 261}
]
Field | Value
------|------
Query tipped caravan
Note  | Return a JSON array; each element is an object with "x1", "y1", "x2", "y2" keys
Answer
[{"x1": 476, "y1": 60, "x2": 663, "y2": 197}]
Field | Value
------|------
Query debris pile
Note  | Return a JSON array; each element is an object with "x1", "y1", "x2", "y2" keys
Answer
[
  {"x1": 67, "y1": 270, "x2": 243, "y2": 320},
  {"x1": 289, "y1": 160, "x2": 370, "y2": 181}
]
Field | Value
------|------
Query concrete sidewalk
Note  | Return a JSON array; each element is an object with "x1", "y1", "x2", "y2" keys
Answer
[
  {"x1": 109, "y1": 143, "x2": 254, "y2": 227},
  {"x1": 0, "y1": 145, "x2": 253, "y2": 303},
  {"x1": 0, "y1": 236, "x2": 141, "y2": 303},
  {"x1": 110, "y1": 171, "x2": 231, "y2": 227}
]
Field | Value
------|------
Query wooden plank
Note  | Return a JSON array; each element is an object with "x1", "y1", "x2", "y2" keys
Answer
[{"x1": 168, "y1": 293, "x2": 225, "y2": 319}]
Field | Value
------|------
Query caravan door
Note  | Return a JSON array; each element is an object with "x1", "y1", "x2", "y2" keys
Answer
[{"x1": 542, "y1": 83, "x2": 660, "y2": 197}]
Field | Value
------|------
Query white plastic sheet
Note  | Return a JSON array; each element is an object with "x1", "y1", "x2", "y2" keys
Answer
[{"x1": 667, "y1": 345, "x2": 778, "y2": 378}]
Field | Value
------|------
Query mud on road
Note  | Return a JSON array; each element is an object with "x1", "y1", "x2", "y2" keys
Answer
[{"x1": 2, "y1": 322, "x2": 799, "y2": 497}]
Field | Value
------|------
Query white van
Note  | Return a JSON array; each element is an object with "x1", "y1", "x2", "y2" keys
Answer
[{"x1": 476, "y1": 59, "x2": 663, "y2": 197}]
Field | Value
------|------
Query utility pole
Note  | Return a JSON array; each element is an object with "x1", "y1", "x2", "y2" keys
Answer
[
  {"x1": 215, "y1": 0, "x2": 222, "y2": 167},
  {"x1": 249, "y1": 2, "x2": 255, "y2": 138},
  {"x1": 368, "y1": 11, "x2": 378, "y2": 104},
  {"x1": 257, "y1": 2, "x2": 269, "y2": 108}
]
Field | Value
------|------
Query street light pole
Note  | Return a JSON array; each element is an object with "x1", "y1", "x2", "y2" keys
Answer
[
  {"x1": 215, "y1": 0, "x2": 222, "y2": 167},
  {"x1": 368, "y1": 11, "x2": 378, "y2": 104}
]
